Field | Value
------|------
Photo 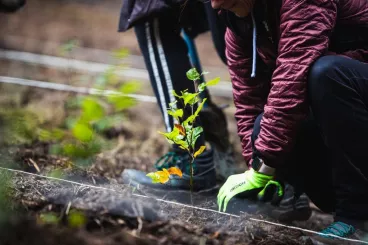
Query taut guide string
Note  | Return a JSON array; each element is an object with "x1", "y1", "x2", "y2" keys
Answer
[{"x1": 0, "y1": 166, "x2": 367, "y2": 244}]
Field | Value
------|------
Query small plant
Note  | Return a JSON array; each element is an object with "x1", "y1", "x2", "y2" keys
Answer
[
  {"x1": 38, "y1": 47, "x2": 139, "y2": 168},
  {"x1": 147, "y1": 68, "x2": 220, "y2": 191}
]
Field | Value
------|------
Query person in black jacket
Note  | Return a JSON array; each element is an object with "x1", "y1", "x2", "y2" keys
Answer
[{"x1": 118, "y1": 0, "x2": 239, "y2": 191}]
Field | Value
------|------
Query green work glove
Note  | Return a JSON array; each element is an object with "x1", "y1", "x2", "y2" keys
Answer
[{"x1": 217, "y1": 169, "x2": 283, "y2": 212}]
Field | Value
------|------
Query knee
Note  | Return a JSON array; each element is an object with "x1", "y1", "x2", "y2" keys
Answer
[{"x1": 308, "y1": 56, "x2": 342, "y2": 103}]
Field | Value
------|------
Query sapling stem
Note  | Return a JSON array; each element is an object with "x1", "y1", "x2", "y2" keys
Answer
[{"x1": 188, "y1": 78, "x2": 199, "y2": 193}]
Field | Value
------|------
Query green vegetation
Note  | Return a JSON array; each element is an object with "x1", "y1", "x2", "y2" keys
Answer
[{"x1": 147, "y1": 68, "x2": 220, "y2": 191}]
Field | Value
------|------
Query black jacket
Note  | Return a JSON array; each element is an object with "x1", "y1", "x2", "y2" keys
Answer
[{"x1": 118, "y1": 0, "x2": 209, "y2": 38}]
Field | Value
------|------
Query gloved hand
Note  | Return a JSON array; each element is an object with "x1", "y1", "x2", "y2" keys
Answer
[{"x1": 217, "y1": 168, "x2": 283, "y2": 212}]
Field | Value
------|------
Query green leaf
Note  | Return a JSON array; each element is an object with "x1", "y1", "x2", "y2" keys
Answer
[
  {"x1": 159, "y1": 126, "x2": 188, "y2": 146},
  {"x1": 206, "y1": 77, "x2": 220, "y2": 86},
  {"x1": 72, "y1": 123, "x2": 94, "y2": 142},
  {"x1": 61, "y1": 142, "x2": 101, "y2": 158},
  {"x1": 172, "y1": 90, "x2": 182, "y2": 98},
  {"x1": 201, "y1": 71, "x2": 209, "y2": 75},
  {"x1": 93, "y1": 114, "x2": 125, "y2": 132},
  {"x1": 38, "y1": 128, "x2": 65, "y2": 142},
  {"x1": 194, "y1": 98, "x2": 207, "y2": 118},
  {"x1": 176, "y1": 140, "x2": 189, "y2": 151},
  {"x1": 107, "y1": 95, "x2": 136, "y2": 111},
  {"x1": 167, "y1": 109, "x2": 183, "y2": 120},
  {"x1": 40, "y1": 213, "x2": 60, "y2": 225},
  {"x1": 119, "y1": 81, "x2": 141, "y2": 94},
  {"x1": 65, "y1": 117, "x2": 77, "y2": 129},
  {"x1": 183, "y1": 121, "x2": 193, "y2": 132},
  {"x1": 198, "y1": 82, "x2": 206, "y2": 92},
  {"x1": 38, "y1": 129, "x2": 52, "y2": 141},
  {"x1": 186, "y1": 68, "x2": 201, "y2": 81},
  {"x1": 169, "y1": 100, "x2": 177, "y2": 109},
  {"x1": 113, "y1": 48, "x2": 129, "y2": 59},
  {"x1": 182, "y1": 92, "x2": 199, "y2": 106},
  {"x1": 51, "y1": 128, "x2": 65, "y2": 140},
  {"x1": 191, "y1": 126, "x2": 203, "y2": 149},
  {"x1": 80, "y1": 98, "x2": 105, "y2": 122},
  {"x1": 183, "y1": 98, "x2": 207, "y2": 125},
  {"x1": 68, "y1": 211, "x2": 87, "y2": 228},
  {"x1": 184, "y1": 115, "x2": 196, "y2": 125}
]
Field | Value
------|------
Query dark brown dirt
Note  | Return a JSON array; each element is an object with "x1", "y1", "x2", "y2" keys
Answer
[{"x1": 0, "y1": 162, "x2": 321, "y2": 245}]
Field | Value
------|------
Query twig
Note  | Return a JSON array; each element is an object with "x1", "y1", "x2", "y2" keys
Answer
[
  {"x1": 29, "y1": 158, "x2": 40, "y2": 172},
  {"x1": 65, "y1": 201, "x2": 72, "y2": 215}
]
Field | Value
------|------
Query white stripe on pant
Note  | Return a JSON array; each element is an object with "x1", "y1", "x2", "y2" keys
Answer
[
  {"x1": 145, "y1": 21, "x2": 172, "y2": 132},
  {"x1": 153, "y1": 18, "x2": 178, "y2": 127}
]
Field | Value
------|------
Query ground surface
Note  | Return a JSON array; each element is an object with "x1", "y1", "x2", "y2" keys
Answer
[{"x1": 0, "y1": 1, "x2": 346, "y2": 244}]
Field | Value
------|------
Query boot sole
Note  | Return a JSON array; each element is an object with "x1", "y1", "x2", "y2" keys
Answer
[{"x1": 124, "y1": 178, "x2": 220, "y2": 198}]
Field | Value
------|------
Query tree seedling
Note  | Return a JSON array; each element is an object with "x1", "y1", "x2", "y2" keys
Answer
[{"x1": 147, "y1": 68, "x2": 220, "y2": 192}]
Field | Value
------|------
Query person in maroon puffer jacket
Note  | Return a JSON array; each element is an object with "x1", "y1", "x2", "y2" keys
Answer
[{"x1": 213, "y1": 0, "x2": 368, "y2": 241}]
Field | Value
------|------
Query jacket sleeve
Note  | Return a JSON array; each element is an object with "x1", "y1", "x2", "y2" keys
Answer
[
  {"x1": 225, "y1": 28, "x2": 269, "y2": 164},
  {"x1": 254, "y1": 0, "x2": 338, "y2": 167}
]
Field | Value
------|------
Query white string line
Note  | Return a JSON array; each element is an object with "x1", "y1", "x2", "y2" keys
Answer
[
  {"x1": 249, "y1": 218, "x2": 368, "y2": 244},
  {"x1": 0, "y1": 48, "x2": 233, "y2": 97},
  {"x1": 0, "y1": 166, "x2": 116, "y2": 192},
  {"x1": 0, "y1": 76, "x2": 157, "y2": 103},
  {"x1": 0, "y1": 166, "x2": 367, "y2": 244},
  {"x1": 131, "y1": 193, "x2": 240, "y2": 219}
]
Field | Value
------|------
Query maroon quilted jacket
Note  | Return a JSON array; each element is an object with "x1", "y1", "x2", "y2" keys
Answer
[{"x1": 220, "y1": 0, "x2": 368, "y2": 167}]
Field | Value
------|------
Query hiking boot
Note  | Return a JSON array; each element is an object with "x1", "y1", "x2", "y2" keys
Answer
[
  {"x1": 199, "y1": 101, "x2": 240, "y2": 180},
  {"x1": 121, "y1": 146, "x2": 217, "y2": 192},
  {"x1": 301, "y1": 221, "x2": 368, "y2": 245},
  {"x1": 271, "y1": 183, "x2": 312, "y2": 222}
]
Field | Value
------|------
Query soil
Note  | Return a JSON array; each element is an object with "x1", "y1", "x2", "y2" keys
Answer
[
  {"x1": 0, "y1": 150, "x2": 330, "y2": 245},
  {"x1": 0, "y1": 138, "x2": 337, "y2": 245}
]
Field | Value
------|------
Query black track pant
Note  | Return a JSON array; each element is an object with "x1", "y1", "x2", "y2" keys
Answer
[
  {"x1": 134, "y1": 3, "x2": 226, "y2": 137},
  {"x1": 252, "y1": 56, "x2": 368, "y2": 221}
]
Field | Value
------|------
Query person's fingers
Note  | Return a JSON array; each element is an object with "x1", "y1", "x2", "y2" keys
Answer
[
  {"x1": 274, "y1": 181, "x2": 284, "y2": 197},
  {"x1": 271, "y1": 182, "x2": 284, "y2": 205},
  {"x1": 217, "y1": 196, "x2": 222, "y2": 212},
  {"x1": 218, "y1": 184, "x2": 225, "y2": 199},
  {"x1": 223, "y1": 191, "x2": 237, "y2": 212},
  {"x1": 217, "y1": 188, "x2": 226, "y2": 211},
  {"x1": 257, "y1": 185, "x2": 268, "y2": 201},
  {"x1": 217, "y1": 184, "x2": 227, "y2": 210},
  {"x1": 257, "y1": 180, "x2": 284, "y2": 204}
]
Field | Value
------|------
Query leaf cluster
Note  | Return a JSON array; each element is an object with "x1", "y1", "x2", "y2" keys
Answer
[{"x1": 147, "y1": 68, "x2": 220, "y2": 185}]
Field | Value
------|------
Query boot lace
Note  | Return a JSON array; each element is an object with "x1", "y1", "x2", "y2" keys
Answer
[{"x1": 320, "y1": 221, "x2": 356, "y2": 238}]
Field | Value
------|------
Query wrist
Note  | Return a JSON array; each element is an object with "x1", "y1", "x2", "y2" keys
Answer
[{"x1": 251, "y1": 156, "x2": 276, "y2": 176}]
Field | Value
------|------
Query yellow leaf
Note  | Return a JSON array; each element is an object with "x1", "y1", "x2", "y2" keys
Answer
[
  {"x1": 168, "y1": 167, "x2": 183, "y2": 178},
  {"x1": 174, "y1": 124, "x2": 186, "y2": 136},
  {"x1": 163, "y1": 168, "x2": 170, "y2": 176},
  {"x1": 194, "y1": 146, "x2": 206, "y2": 158},
  {"x1": 156, "y1": 170, "x2": 170, "y2": 184},
  {"x1": 146, "y1": 172, "x2": 160, "y2": 183},
  {"x1": 206, "y1": 77, "x2": 220, "y2": 86}
]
